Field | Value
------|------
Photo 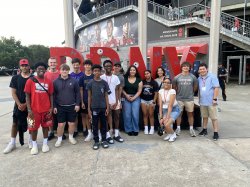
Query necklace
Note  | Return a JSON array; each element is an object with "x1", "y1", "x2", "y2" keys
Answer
[{"x1": 163, "y1": 89, "x2": 170, "y2": 103}]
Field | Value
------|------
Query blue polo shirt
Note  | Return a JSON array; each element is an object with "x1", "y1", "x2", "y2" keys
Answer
[{"x1": 198, "y1": 73, "x2": 219, "y2": 106}]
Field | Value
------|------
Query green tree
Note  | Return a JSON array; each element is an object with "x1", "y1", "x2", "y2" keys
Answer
[
  {"x1": 28, "y1": 45, "x2": 50, "y2": 68},
  {"x1": 0, "y1": 36, "x2": 50, "y2": 69},
  {"x1": 0, "y1": 36, "x2": 30, "y2": 68}
]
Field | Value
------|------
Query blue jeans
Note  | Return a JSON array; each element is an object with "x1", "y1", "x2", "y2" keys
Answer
[{"x1": 122, "y1": 97, "x2": 140, "y2": 133}]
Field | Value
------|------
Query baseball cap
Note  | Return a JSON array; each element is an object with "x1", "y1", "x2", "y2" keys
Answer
[
  {"x1": 114, "y1": 62, "x2": 121, "y2": 66},
  {"x1": 19, "y1": 59, "x2": 29, "y2": 66}
]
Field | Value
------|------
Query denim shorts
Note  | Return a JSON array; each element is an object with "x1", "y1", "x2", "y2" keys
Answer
[
  {"x1": 162, "y1": 105, "x2": 181, "y2": 121},
  {"x1": 141, "y1": 99, "x2": 154, "y2": 105}
]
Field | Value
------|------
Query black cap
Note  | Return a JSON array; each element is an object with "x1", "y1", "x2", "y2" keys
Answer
[{"x1": 114, "y1": 62, "x2": 122, "y2": 66}]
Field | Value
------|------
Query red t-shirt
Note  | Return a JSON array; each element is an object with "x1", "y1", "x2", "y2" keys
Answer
[
  {"x1": 44, "y1": 71, "x2": 60, "y2": 82},
  {"x1": 24, "y1": 76, "x2": 53, "y2": 113}
]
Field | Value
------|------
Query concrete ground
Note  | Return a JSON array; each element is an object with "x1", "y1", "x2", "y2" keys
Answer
[{"x1": 0, "y1": 76, "x2": 250, "y2": 187}]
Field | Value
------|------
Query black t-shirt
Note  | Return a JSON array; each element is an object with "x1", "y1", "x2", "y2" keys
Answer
[
  {"x1": 218, "y1": 67, "x2": 227, "y2": 81},
  {"x1": 9, "y1": 74, "x2": 31, "y2": 105},
  {"x1": 140, "y1": 79, "x2": 159, "y2": 101}
]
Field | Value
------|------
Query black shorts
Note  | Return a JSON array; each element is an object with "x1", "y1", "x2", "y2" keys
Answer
[
  {"x1": 13, "y1": 107, "x2": 28, "y2": 132},
  {"x1": 57, "y1": 105, "x2": 77, "y2": 123}
]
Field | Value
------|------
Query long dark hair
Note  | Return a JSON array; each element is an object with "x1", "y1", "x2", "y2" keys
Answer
[
  {"x1": 124, "y1": 65, "x2": 141, "y2": 78},
  {"x1": 155, "y1": 66, "x2": 166, "y2": 78}
]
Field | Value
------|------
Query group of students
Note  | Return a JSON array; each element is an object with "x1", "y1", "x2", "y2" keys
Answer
[{"x1": 3, "y1": 57, "x2": 220, "y2": 155}]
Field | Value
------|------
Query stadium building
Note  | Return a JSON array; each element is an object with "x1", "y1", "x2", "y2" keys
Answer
[{"x1": 73, "y1": 0, "x2": 250, "y2": 84}]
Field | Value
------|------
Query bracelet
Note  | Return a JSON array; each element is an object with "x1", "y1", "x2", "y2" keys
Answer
[{"x1": 213, "y1": 98, "x2": 217, "y2": 101}]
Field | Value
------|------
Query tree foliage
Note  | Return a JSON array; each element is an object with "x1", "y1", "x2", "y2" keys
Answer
[{"x1": 0, "y1": 36, "x2": 50, "y2": 69}]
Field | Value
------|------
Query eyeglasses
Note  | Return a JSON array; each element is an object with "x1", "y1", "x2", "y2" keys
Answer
[
  {"x1": 163, "y1": 82, "x2": 171, "y2": 84},
  {"x1": 104, "y1": 65, "x2": 112, "y2": 68},
  {"x1": 20, "y1": 64, "x2": 29, "y2": 67}
]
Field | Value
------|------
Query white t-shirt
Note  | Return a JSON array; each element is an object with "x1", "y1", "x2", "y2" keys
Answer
[
  {"x1": 101, "y1": 74, "x2": 120, "y2": 104},
  {"x1": 159, "y1": 88, "x2": 178, "y2": 109}
]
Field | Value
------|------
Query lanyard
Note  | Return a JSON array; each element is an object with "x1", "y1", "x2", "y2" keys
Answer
[
  {"x1": 201, "y1": 77, "x2": 207, "y2": 87},
  {"x1": 105, "y1": 75, "x2": 112, "y2": 86},
  {"x1": 163, "y1": 89, "x2": 169, "y2": 103}
]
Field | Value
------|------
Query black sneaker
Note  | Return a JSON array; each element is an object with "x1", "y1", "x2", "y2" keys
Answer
[
  {"x1": 101, "y1": 141, "x2": 109, "y2": 149},
  {"x1": 73, "y1": 132, "x2": 78, "y2": 138},
  {"x1": 106, "y1": 137, "x2": 114, "y2": 144},
  {"x1": 83, "y1": 130, "x2": 88, "y2": 137},
  {"x1": 48, "y1": 132, "x2": 55, "y2": 141},
  {"x1": 113, "y1": 135, "x2": 124, "y2": 143},
  {"x1": 127, "y1": 132, "x2": 133, "y2": 136},
  {"x1": 199, "y1": 129, "x2": 208, "y2": 136},
  {"x1": 213, "y1": 132, "x2": 219, "y2": 141},
  {"x1": 62, "y1": 134, "x2": 67, "y2": 140},
  {"x1": 93, "y1": 142, "x2": 100, "y2": 150},
  {"x1": 133, "y1": 132, "x2": 138, "y2": 136}
]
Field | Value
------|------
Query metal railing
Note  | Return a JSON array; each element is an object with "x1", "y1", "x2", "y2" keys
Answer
[
  {"x1": 147, "y1": 2, "x2": 250, "y2": 38},
  {"x1": 77, "y1": 0, "x2": 250, "y2": 39},
  {"x1": 79, "y1": 0, "x2": 138, "y2": 23}
]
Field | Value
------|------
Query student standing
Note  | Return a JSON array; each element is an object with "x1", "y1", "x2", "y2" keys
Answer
[
  {"x1": 198, "y1": 63, "x2": 220, "y2": 140},
  {"x1": 45, "y1": 57, "x2": 61, "y2": 141},
  {"x1": 172, "y1": 62, "x2": 198, "y2": 137},
  {"x1": 25, "y1": 62, "x2": 54, "y2": 155},
  {"x1": 87, "y1": 64, "x2": 110, "y2": 150},
  {"x1": 3, "y1": 59, "x2": 32, "y2": 154},
  {"x1": 101, "y1": 60, "x2": 124, "y2": 143},
  {"x1": 53, "y1": 64, "x2": 81, "y2": 147},
  {"x1": 79, "y1": 59, "x2": 94, "y2": 141},
  {"x1": 141, "y1": 70, "x2": 158, "y2": 135},
  {"x1": 70, "y1": 58, "x2": 84, "y2": 137},
  {"x1": 122, "y1": 65, "x2": 143, "y2": 136}
]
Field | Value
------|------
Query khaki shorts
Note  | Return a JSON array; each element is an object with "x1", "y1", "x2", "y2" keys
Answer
[
  {"x1": 109, "y1": 100, "x2": 121, "y2": 111},
  {"x1": 178, "y1": 101, "x2": 194, "y2": 112},
  {"x1": 200, "y1": 105, "x2": 218, "y2": 120}
]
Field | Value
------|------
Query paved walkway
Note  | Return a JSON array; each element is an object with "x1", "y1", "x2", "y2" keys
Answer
[{"x1": 0, "y1": 76, "x2": 250, "y2": 187}]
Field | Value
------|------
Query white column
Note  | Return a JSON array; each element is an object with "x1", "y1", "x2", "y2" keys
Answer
[
  {"x1": 208, "y1": 0, "x2": 221, "y2": 75},
  {"x1": 138, "y1": 0, "x2": 148, "y2": 64},
  {"x1": 63, "y1": 0, "x2": 74, "y2": 48}
]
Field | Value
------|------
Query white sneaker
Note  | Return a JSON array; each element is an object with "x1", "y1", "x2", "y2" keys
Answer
[
  {"x1": 42, "y1": 144, "x2": 50, "y2": 153},
  {"x1": 175, "y1": 128, "x2": 181, "y2": 136},
  {"x1": 163, "y1": 134, "x2": 171, "y2": 141},
  {"x1": 55, "y1": 140, "x2": 62, "y2": 148},
  {"x1": 144, "y1": 129, "x2": 149, "y2": 135},
  {"x1": 3, "y1": 143, "x2": 16, "y2": 154},
  {"x1": 28, "y1": 141, "x2": 33, "y2": 149},
  {"x1": 190, "y1": 129, "x2": 196, "y2": 137},
  {"x1": 69, "y1": 138, "x2": 77, "y2": 145},
  {"x1": 149, "y1": 128, "x2": 154, "y2": 135},
  {"x1": 84, "y1": 133, "x2": 93, "y2": 142},
  {"x1": 168, "y1": 133, "x2": 177, "y2": 142},
  {"x1": 30, "y1": 146, "x2": 38, "y2": 155}
]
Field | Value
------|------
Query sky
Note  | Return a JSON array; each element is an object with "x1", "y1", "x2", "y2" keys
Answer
[{"x1": 0, "y1": 0, "x2": 68, "y2": 47}]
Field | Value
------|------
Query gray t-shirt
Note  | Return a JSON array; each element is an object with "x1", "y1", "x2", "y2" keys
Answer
[
  {"x1": 114, "y1": 73, "x2": 124, "y2": 88},
  {"x1": 172, "y1": 73, "x2": 198, "y2": 101},
  {"x1": 87, "y1": 79, "x2": 111, "y2": 109}
]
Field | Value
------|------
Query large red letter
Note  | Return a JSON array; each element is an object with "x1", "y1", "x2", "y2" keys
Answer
[
  {"x1": 89, "y1": 47, "x2": 120, "y2": 65},
  {"x1": 50, "y1": 47, "x2": 84, "y2": 70},
  {"x1": 129, "y1": 47, "x2": 146, "y2": 78}
]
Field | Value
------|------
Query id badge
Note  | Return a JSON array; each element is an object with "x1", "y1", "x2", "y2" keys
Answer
[{"x1": 202, "y1": 87, "x2": 206, "y2": 91}]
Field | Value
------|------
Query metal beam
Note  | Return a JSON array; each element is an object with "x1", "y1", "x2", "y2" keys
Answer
[
  {"x1": 63, "y1": 0, "x2": 74, "y2": 48},
  {"x1": 208, "y1": 0, "x2": 222, "y2": 75}
]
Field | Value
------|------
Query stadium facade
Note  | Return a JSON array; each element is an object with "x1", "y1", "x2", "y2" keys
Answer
[{"x1": 73, "y1": 0, "x2": 250, "y2": 84}]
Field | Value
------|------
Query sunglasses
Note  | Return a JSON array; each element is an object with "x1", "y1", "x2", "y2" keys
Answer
[{"x1": 20, "y1": 64, "x2": 29, "y2": 67}]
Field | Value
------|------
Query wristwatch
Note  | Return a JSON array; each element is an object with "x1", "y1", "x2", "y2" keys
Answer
[{"x1": 213, "y1": 98, "x2": 217, "y2": 101}]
